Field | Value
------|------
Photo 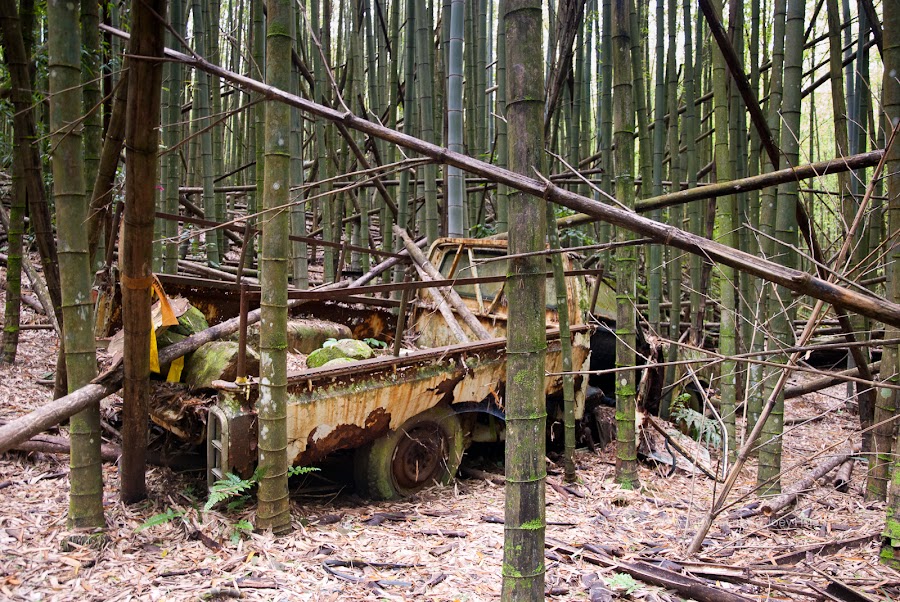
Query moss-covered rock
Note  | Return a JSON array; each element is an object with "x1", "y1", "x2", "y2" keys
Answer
[
  {"x1": 320, "y1": 357, "x2": 358, "y2": 369},
  {"x1": 306, "y1": 346, "x2": 348, "y2": 368},
  {"x1": 170, "y1": 306, "x2": 209, "y2": 336},
  {"x1": 287, "y1": 320, "x2": 353, "y2": 354},
  {"x1": 333, "y1": 338, "x2": 374, "y2": 360},
  {"x1": 237, "y1": 319, "x2": 353, "y2": 354},
  {"x1": 184, "y1": 341, "x2": 259, "y2": 389}
]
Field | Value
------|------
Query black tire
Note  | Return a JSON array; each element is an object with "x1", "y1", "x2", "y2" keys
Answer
[{"x1": 354, "y1": 405, "x2": 464, "y2": 500}]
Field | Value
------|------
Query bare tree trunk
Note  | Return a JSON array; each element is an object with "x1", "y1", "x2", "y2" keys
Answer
[{"x1": 120, "y1": 0, "x2": 168, "y2": 504}]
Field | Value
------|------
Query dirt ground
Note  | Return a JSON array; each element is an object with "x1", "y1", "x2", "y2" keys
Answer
[{"x1": 0, "y1": 280, "x2": 898, "y2": 601}]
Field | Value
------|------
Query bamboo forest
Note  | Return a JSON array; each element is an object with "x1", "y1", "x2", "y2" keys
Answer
[{"x1": 0, "y1": 0, "x2": 898, "y2": 598}]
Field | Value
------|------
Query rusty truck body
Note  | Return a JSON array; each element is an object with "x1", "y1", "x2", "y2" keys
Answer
[{"x1": 157, "y1": 238, "x2": 612, "y2": 499}]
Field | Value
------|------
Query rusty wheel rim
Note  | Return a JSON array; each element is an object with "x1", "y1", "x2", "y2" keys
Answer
[{"x1": 391, "y1": 424, "x2": 448, "y2": 491}]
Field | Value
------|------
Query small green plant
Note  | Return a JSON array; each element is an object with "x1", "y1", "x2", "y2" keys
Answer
[
  {"x1": 136, "y1": 508, "x2": 184, "y2": 532},
  {"x1": 364, "y1": 337, "x2": 387, "y2": 349},
  {"x1": 671, "y1": 405, "x2": 722, "y2": 448},
  {"x1": 606, "y1": 572, "x2": 641, "y2": 594},
  {"x1": 230, "y1": 519, "x2": 254, "y2": 544},
  {"x1": 204, "y1": 471, "x2": 259, "y2": 512},
  {"x1": 288, "y1": 465, "x2": 319, "y2": 478},
  {"x1": 206, "y1": 465, "x2": 319, "y2": 512}
]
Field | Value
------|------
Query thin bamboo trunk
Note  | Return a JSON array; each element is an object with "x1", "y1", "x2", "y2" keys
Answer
[
  {"x1": 874, "y1": 0, "x2": 900, "y2": 512},
  {"x1": 758, "y1": 0, "x2": 804, "y2": 494},
  {"x1": 193, "y1": 0, "x2": 221, "y2": 266},
  {"x1": 415, "y1": 0, "x2": 439, "y2": 241},
  {"x1": 711, "y1": 0, "x2": 736, "y2": 463},
  {"x1": 501, "y1": 0, "x2": 547, "y2": 595},
  {"x1": 256, "y1": 0, "x2": 293, "y2": 534},
  {"x1": 613, "y1": 0, "x2": 639, "y2": 490},
  {"x1": 446, "y1": 0, "x2": 465, "y2": 236},
  {"x1": 49, "y1": 0, "x2": 103, "y2": 527},
  {"x1": 120, "y1": 0, "x2": 167, "y2": 504}
]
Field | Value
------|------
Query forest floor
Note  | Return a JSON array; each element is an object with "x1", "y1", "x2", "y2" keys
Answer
[{"x1": 0, "y1": 270, "x2": 898, "y2": 601}]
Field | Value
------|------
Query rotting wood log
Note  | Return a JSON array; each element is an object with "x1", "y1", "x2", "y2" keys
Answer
[
  {"x1": 394, "y1": 225, "x2": 491, "y2": 339},
  {"x1": 760, "y1": 444, "x2": 860, "y2": 517},
  {"x1": 833, "y1": 459, "x2": 855, "y2": 493},
  {"x1": 111, "y1": 38, "x2": 900, "y2": 329},
  {"x1": 9, "y1": 433, "x2": 121, "y2": 462},
  {"x1": 784, "y1": 361, "x2": 880, "y2": 399},
  {"x1": 546, "y1": 538, "x2": 753, "y2": 602}
]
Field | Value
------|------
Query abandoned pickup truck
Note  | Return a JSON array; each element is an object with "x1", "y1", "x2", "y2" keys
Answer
[{"x1": 147, "y1": 238, "x2": 615, "y2": 499}]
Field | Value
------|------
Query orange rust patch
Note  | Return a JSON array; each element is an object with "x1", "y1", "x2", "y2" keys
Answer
[{"x1": 298, "y1": 407, "x2": 392, "y2": 464}]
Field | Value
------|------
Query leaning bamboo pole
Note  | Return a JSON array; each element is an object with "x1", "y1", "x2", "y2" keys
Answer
[{"x1": 100, "y1": 33, "x2": 900, "y2": 329}]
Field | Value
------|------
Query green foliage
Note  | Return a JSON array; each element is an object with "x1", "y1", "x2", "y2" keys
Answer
[
  {"x1": 670, "y1": 393, "x2": 722, "y2": 448},
  {"x1": 229, "y1": 519, "x2": 254, "y2": 544},
  {"x1": 606, "y1": 573, "x2": 640, "y2": 594},
  {"x1": 204, "y1": 471, "x2": 260, "y2": 512},
  {"x1": 135, "y1": 508, "x2": 185, "y2": 532},
  {"x1": 363, "y1": 337, "x2": 387, "y2": 349},
  {"x1": 322, "y1": 338, "x2": 338, "y2": 348},
  {"x1": 469, "y1": 222, "x2": 497, "y2": 238},
  {"x1": 288, "y1": 465, "x2": 319, "y2": 477},
  {"x1": 205, "y1": 465, "x2": 319, "y2": 512}
]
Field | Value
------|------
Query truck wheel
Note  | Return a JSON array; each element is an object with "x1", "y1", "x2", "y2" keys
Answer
[{"x1": 354, "y1": 405, "x2": 464, "y2": 500}]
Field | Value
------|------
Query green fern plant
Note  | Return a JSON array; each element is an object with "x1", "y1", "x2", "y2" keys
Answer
[
  {"x1": 204, "y1": 472, "x2": 258, "y2": 512},
  {"x1": 671, "y1": 405, "x2": 722, "y2": 448},
  {"x1": 136, "y1": 508, "x2": 184, "y2": 532}
]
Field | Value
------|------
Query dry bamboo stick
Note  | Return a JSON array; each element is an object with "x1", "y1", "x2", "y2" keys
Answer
[{"x1": 394, "y1": 226, "x2": 492, "y2": 339}]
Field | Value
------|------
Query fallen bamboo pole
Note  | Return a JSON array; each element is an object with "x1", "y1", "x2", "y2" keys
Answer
[
  {"x1": 0, "y1": 279, "x2": 346, "y2": 455},
  {"x1": 833, "y1": 459, "x2": 855, "y2": 493},
  {"x1": 784, "y1": 361, "x2": 880, "y2": 399},
  {"x1": 107, "y1": 33, "x2": 900, "y2": 328},
  {"x1": 760, "y1": 444, "x2": 860, "y2": 516},
  {"x1": 394, "y1": 226, "x2": 492, "y2": 340}
]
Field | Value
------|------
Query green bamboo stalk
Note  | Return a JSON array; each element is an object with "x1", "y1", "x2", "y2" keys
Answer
[
  {"x1": 0, "y1": 1, "x2": 30, "y2": 363},
  {"x1": 382, "y1": 0, "x2": 401, "y2": 272},
  {"x1": 494, "y1": 0, "x2": 508, "y2": 233},
  {"x1": 744, "y1": 0, "x2": 765, "y2": 434},
  {"x1": 1, "y1": 152, "x2": 24, "y2": 363},
  {"x1": 164, "y1": 0, "x2": 184, "y2": 274},
  {"x1": 415, "y1": 0, "x2": 439, "y2": 241},
  {"x1": 613, "y1": 0, "x2": 639, "y2": 491},
  {"x1": 648, "y1": 0, "x2": 665, "y2": 336},
  {"x1": 208, "y1": 0, "x2": 227, "y2": 262},
  {"x1": 311, "y1": 0, "x2": 336, "y2": 281},
  {"x1": 752, "y1": 0, "x2": 785, "y2": 438},
  {"x1": 82, "y1": 0, "x2": 102, "y2": 269},
  {"x1": 547, "y1": 202, "x2": 576, "y2": 483},
  {"x1": 598, "y1": 0, "x2": 612, "y2": 265},
  {"x1": 49, "y1": 0, "x2": 103, "y2": 527},
  {"x1": 250, "y1": 0, "x2": 265, "y2": 269},
  {"x1": 291, "y1": 1, "x2": 308, "y2": 288},
  {"x1": 872, "y1": 0, "x2": 899, "y2": 506},
  {"x1": 475, "y1": 0, "x2": 487, "y2": 160},
  {"x1": 758, "y1": 0, "x2": 804, "y2": 495},
  {"x1": 660, "y1": 0, "x2": 680, "y2": 419},
  {"x1": 446, "y1": 0, "x2": 465, "y2": 236},
  {"x1": 711, "y1": 0, "x2": 737, "y2": 463},
  {"x1": 257, "y1": 0, "x2": 293, "y2": 534},
  {"x1": 501, "y1": 0, "x2": 547, "y2": 593},
  {"x1": 879, "y1": 23, "x2": 899, "y2": 549},
  {"x1": 193, "y1": 0, "x2": 221, "y2": 266},
  {"x1": 686, "y1": 0, "x2": 702, "y2": 346}
]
